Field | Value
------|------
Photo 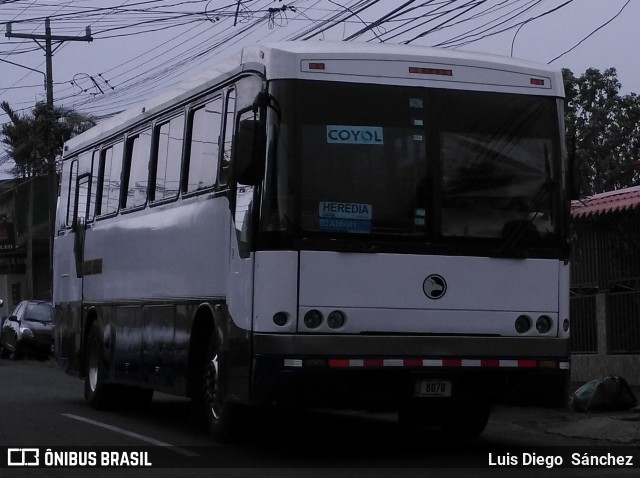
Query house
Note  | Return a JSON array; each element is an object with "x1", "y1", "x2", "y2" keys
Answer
[
  {"x1": 571, "y1": 186, "x2": 640, "y2": 385},
  {"x1": 0, "y1": 176, "x2": 51, "y2": 314}
]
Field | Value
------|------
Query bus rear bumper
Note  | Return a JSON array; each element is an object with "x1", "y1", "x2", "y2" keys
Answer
[{"x1": 250, "y1": 334, "x2": 570, "y2": 409}]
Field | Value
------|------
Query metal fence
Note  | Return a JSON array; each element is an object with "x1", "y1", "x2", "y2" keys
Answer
[
  {"x1": 569, "y1": 293, "x2": 598, "y2": 354},
  {"x1": 571, "y1": 213, "x2": 640, "y2": 355},
  {"x1": 607, "y1": 290, "x2": 640, "y2": 354}
]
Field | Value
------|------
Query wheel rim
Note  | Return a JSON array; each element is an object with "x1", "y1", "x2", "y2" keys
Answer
[{"x1": 203, "y1": 353, "x2": 222, "y2": 420}]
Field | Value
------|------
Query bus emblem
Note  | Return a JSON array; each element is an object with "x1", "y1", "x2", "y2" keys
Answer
[{"x1": 423, "y1": 275, "x2": 447, "y2": 300}]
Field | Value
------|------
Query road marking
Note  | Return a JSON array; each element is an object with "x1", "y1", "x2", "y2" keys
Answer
[{"x1": 62, "y1": 414, "x2": 201, "y2": 457}]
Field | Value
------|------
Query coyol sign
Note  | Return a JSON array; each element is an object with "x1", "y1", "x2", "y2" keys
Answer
[{"x1": 326, "y1": 125, "x2": 384, "y2": 145}]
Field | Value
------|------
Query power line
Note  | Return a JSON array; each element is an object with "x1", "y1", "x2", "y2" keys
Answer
[
  {"x1": 548, "y1": 0, "x2": 630, "y2": 64},
  {"x1": 2, "y1": 0, "x2": 638, "y2": 127}
]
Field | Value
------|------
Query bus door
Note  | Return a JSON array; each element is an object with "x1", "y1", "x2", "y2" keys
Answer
[
  {"x1": 227, "y1": 183, "x2": 256, "y2": 332},
  {"x1": 72, "y1": 173, "x2": 92, "y2": 284},
  {"x1": 54, "y1": 171, "x2": 92, "y2": 371}
]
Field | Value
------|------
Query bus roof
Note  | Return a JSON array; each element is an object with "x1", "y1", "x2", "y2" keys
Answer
[
  {"x1": 246, "y1": 41, "x2": 561, "y2": 77},
  {"x1": 64, "y1": 41, "x2": 564, "y2": 155}
]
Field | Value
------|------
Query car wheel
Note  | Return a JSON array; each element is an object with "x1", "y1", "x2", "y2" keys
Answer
[
  {"x1": 84, "y1": 322, "x2": 116, "y2": 409},
  {"x1": 0, "y1": 337, "x2": 9, "y2": 359},
  {"x1": 10, "y1": 336, "x2": 21, "y2": 360}
]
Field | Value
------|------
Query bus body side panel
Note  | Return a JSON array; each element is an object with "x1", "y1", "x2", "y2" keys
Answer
[
  {"x1": 60, "y1": 196, "x2": 235, "y2": 394},
  {"x1": 81, "y1": 197, "x2": 230, "y2": 303}
]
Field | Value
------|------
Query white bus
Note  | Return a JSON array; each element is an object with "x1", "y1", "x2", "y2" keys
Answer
[{"x1": 54, "y1": 41, "x2": 571, "y2": 441}]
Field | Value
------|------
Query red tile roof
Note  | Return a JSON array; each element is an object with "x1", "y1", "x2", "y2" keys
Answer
[{"x1": 572, "y1": 186, "x2": 640, "y2": 219}]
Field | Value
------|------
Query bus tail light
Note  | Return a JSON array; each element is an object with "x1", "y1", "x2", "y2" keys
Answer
[
  {"x1": 536, "y1": 315, "x2": 552, "y2": 334},
  {"x1": 515, "y1": 315, "x2": 531, "y2": 334},
  {"x1": 409, "y1": 67, "x2": 452, "y2": 76},
  {"x1": 272, "y1": 312, "x2": 289, "y2": 327},
  {"x1": 303, "y1": 310, "x2": 323, "y2": 329},
  {"x1": 327, "y1": 310, "x2": 346, "y2": 329}
]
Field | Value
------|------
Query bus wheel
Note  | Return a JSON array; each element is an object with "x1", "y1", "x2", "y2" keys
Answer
[
  {"x1": 440, "y1": 400, "x2": 491, "y2": 437},
  {"x1": 85, "y1": 322, "x2": 115, "y2": 409},
  {"x1": 120, "y1": 386, "x2": 154, "y2": 409},
  {"x1": 398, "y1": 399, "x2": 442, "y2": 437},
  {"x1": 200, "y1": 333, "x2": 240, "y2": 442}
]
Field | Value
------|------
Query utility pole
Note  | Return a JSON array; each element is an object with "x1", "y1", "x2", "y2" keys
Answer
[
  {"x1": 5, "y1": 18, "x2": 92, "y2": 299},
  {"x1": 6, "y1": 18, "x2": 92, "y2": 108}
]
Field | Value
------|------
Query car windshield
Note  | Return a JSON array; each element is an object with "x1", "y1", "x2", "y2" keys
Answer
[{"x1": 24, "y1": 304, "x2": 54, "y2": 322}]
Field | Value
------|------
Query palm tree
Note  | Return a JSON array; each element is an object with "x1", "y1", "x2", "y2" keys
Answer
[
  {"x1": 1, "y1": 101, "x2": 95, "y2": 299},
  {"x1": 1, "y1": 101, "x2": 95, "y2": 177}
]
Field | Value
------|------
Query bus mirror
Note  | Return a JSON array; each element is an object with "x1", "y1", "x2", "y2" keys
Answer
[
  {"x1": 235, "y1": 118, "x2": 266, "y2": 186},
  {"x1": 252, "y1": 91, "x2": 270, "y2": 112}
]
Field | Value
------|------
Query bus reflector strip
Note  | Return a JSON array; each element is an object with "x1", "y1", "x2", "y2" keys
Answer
[
  {"x1": 287, "y1": 358, "x2": 568, "y2": 369},
  {"x1": 409, "y1": 67, "x2": 453, "y2": 76}
]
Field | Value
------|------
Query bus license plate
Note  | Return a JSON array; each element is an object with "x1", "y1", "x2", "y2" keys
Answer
[{"x1": 415, "y1": 379, "x2": 452, "y2": 397}]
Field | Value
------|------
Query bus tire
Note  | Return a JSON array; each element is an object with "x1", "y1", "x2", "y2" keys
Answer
[
  {"x1": 84, "y1": 322, "x2": 115, "y2": 409},
  {"x1": 440, "y1": 400, "x2": 491, "y2": 437},
  {"x1": 120, "y1": 386, "x2": 154, "y2": 409},
  {"x1": 199, "y1": 332, "x2": 241, "y2": 443}
]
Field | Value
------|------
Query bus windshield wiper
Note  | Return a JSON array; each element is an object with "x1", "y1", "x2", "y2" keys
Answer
[
  {"x1": 498, "y1": 182, "x2": 552, "y2": 253},
  {"x1": 496, "y1": 146, "x2": 554, "y2": 253},
  {"x1": 335, "y1": 240, "x2": 379, "y2": 253}
]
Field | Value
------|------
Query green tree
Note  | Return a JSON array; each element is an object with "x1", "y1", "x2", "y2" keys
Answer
[
  {"x1": 563, "y1": 67, "x2": 640, "y2": 196},
  {"x1": 1, "y1": 101, "x2": 95, "y2": 177}
]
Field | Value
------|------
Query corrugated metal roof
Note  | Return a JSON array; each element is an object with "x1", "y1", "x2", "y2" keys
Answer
[{"x1": 572, "y1": 185, "x2": 640, "y2": 219}]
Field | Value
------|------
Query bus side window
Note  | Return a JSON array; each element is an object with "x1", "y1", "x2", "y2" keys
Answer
[
  {"x1": 66, "y1": 159, "x2": 79, "y2": 228},
  {"x1": 219, "y1": 88, "x2": 236, "y2": 187},
  {"x1": 153, "y1": 115, "x2": 184, "y2": 201},
  {"x1": 185, "y1": 99, "x2": 220, "y2": 194},
  {"x1": 123, "y1": 129, "x2": 152, "y2": 209},
  {"x1": 97, "y1": 141, "x2": 124, "y2": 216},
  {"x1": 76, "y1": 175, "x2": 91, "y2": 227},
  {"x1": 78, "y1": 150, "x2": 97, "y2": 221}
]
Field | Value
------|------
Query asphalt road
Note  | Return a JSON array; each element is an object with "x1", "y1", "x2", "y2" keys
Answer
[{"x1": 0, "y1": 358, "x2": 638, "y2": 477}]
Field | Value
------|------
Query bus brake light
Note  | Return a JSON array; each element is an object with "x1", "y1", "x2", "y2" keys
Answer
[
  {"x1": 530, "y1": 78, "x2": 545, "y2": 86},
  {"x1": 308, "y1": 62, "x2": 326, "y2": 70},
  {"x1": 409, "y1": 67, "x2": 453, "y2": 77}
]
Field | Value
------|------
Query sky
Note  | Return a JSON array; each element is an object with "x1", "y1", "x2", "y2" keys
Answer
[{"x1": 1, "y1": 0, "x2": 638, "y2": 175}]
